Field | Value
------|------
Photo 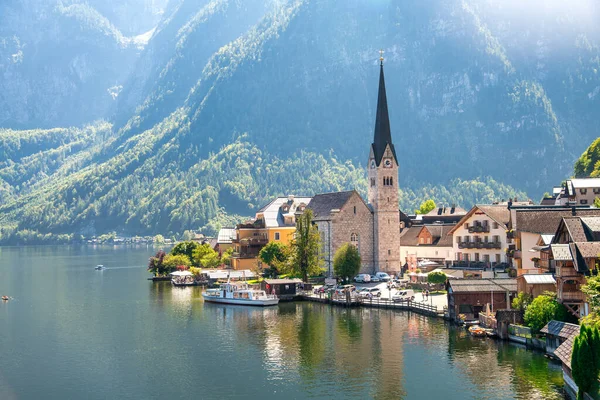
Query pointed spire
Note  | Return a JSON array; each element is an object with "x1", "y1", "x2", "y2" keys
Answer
[{"x1": 372, "y1": 54, "x2": 397, "y2": 166}]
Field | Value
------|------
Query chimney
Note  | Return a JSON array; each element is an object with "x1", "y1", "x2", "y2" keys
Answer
[
  {"x1": 288, "y1": 195, "x2": 295, "y2": 203},
  {"x1": 508, "y1": 199, "x2": 513, "y2": 210},
  {"x1": 572, "y1": 206, "x2": 577, "y2": 216}
]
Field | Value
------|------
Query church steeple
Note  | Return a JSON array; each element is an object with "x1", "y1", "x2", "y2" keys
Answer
[{"x1": 371, "y1": 56, "x2": 397, "y2": 166}]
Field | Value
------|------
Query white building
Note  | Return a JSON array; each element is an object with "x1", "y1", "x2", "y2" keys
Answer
[{"x1": 447, "y1": 205, "x2": 511, "y2": 268}]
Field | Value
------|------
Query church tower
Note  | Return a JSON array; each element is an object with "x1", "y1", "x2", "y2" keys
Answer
[{"x1": 367, "y1": 54, "x2": 401, "y2": 274}]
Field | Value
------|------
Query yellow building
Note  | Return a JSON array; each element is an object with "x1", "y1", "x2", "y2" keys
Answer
[{"x1": 231, "y1": 195, "x2": 312, "y2": 270}]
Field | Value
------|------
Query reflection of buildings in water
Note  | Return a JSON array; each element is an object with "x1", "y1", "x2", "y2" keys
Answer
[
  {"x1": 373, "y1": 309, "x2": 406, "y2": 400},
  {"x1": 262, "y1": 305, "x2": 301, "y2": 382}
]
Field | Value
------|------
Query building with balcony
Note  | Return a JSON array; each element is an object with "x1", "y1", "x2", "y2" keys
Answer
[
  {"x1": 544, "y1": 216, "x2": 600, "y2": 318},
  {"x1": 448, "y1": 205, "x2": 511, "y2": 270},
  {"x1": 556, "y1": 178, "x2": 600, "y2": 206},
  {"x1": 231, "y1": 195, "x2": 312, "y2": 270},
  {"x1": 507, "y1": 206, "x2": 598, "y2": 275}
]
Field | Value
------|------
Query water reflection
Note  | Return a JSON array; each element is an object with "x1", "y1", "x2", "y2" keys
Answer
[{"x1": 0, "y1": 247, "x2": 566, "y2": 400}]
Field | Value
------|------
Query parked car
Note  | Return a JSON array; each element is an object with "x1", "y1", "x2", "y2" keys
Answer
[
  {"x1": 369, "y1": 275, "x2": 381, "y2": 282},
  {"x1": 354, "y1": 274, "x2": 371, "y2": 283},
  {"x1": 375, "y1": 272, "x2": 391, "y2": 282},
  {"x1": 392, "y1": 289, "x2": 415, "y2": 302},
  {"x1": 335, "y1": 284, "x2": 356, "y2": 295},
  {"x1": 359, "y1": 287, "x2": 382, "y2": 298},
  {"x1": 314, "y1": 283, "x2": 335, "y2": 294}
]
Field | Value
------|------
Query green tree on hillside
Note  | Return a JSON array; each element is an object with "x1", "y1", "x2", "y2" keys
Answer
[
  {"x1": 289, "y1": 209, "x2": 323, "y2": 282},
  {"x1": 221, "y1": 247, "x2": 234, "y2": 267},
  {"x1": 333, "y1": 243, "x2": 361, "y2": 283},
  {"x1": 574, "y1": 137, "x2": 600, "y2": 178},
  {"x1": 415, "y1": 199, "x2": 436, "y2": 215}
]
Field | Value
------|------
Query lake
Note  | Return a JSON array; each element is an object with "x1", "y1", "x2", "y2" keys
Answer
[{"x1": 0, "y1": 246, "x2": 565, "y2": 399}]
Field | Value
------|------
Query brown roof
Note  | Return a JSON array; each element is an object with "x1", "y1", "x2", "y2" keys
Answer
[
  {"x1": 449, "y1": 279, "x2": 517, "y2": 293},
  {"x1": 264, "y1": 278, "x2": 303, "y2": 285},
  {"x1": 563, "y1": 217, "x2": 589, "y2": 242},
  {"x1": 540, "y1": 320, "x2": 580, "y2": 339},
  {"x1": 581, "y1": 216, "x2": 600, "y2": 235},
  {"x1": 575, "y1": 242, "x2": 600, "y2": 258},
  {"x1": 514, "y1": 209, "x2": 600, "y2": 234},
  {"x1": 477, "y1": 205, "x2": 511, "y2": 227},
  {"x1": 399, "y1": 225, "x2": 454, "y2": 247},
  {"x1": 447, "y1": 204, "x2": 510, "y2": 236},
  {"x1": 306, "y1": 191, "x2": 356, "y2": 220},
  {"x1": 553, "y1": 325, "x2": 581, "y2": 369},
  {"x1": 425, "y1": 206, "x2": 467, "y2": 217}
]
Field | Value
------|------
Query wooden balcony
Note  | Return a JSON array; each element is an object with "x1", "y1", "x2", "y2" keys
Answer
[
  {"x1": 468, "y1": 225, "x2": 490, "y2": 233},
  {"x1": 560, "y1": 291, "x2": 586, "y2": 302}
]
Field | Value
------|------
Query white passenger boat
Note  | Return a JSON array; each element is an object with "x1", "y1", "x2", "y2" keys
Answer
[{"x1": 202, "y1": 281, "x2": 279, "y2": 306}]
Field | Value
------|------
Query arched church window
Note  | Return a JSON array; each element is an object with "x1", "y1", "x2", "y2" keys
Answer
[{"x1": 350, "y1": 233, "x2": 359, "y2": 248}]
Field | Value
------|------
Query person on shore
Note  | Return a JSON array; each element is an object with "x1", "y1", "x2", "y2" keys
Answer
[
  {"x1": 422, "y1": 289, "x2": 426, "y2": 301},
  {"x1": 426, "y1": 289, "x2": 430, "y2": 300}
]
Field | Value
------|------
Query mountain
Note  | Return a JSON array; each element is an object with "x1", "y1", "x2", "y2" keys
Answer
[
  {"x1": 1, "y1": 0, "x2": 600, "y2": 242},
  {"x1": 0, "y1": 0, "x2": 168, "y2": 129}
]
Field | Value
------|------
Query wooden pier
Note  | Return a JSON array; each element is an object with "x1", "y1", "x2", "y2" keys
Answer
[{"x1": 301, "y1": 293, "x2": 443, "y2": 317}]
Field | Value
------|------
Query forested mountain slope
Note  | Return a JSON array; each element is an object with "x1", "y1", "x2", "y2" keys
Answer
[{"x1": 1, "y1": 0, "x2": 599, "y2": 241}]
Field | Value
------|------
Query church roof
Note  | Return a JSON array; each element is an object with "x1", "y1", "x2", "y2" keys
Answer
[
  {"x1": 372, "y1": 63, "x2": 397, "y2": 166},
  {"x1": 306, "y1": 191, "x2": 356, "y2": 220}
]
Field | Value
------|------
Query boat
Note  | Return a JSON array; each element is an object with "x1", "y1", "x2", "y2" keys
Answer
[
  {"x1": 202, "y1": 281, "x2": 279, "y2": 306},
  {"x1": 468, "y1": 325, "x2": 487, "y2": 337},
  {"x1": 95, "y1": 264, "x2": 105, "y2": 270},
  {"x1": 1, "y1": 296, "x2": 9, "y2": 301}
]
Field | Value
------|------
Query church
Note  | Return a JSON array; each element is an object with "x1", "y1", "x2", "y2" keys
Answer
[{"x1": 306, "y1": 57, "x2": 401, "y2": 276}]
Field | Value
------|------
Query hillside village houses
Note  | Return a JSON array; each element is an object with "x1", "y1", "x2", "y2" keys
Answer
[{"x1": 555, "y1": 178, "x2": 600, "y2": 206}]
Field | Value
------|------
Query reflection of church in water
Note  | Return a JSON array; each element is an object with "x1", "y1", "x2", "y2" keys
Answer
[{"x1": 307, "y1": 56, "x2": 401, "y2": 275}]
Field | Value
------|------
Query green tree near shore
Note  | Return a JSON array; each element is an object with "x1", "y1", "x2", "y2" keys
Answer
[
  {"x1": 163, "y1": 254, "x2": 191, "y2": 271},
  {"x1": 512, "y1": 292, "x2": 533, "y2": 312},
  {"x1": 333, "y1": 243, "x2": 361, "y2": 283},
  {"x1": 259, "y1": 242, "x2": 290, "y2": 277},
  {"x1": 171, "y1": 241, "x2": 200, "y2": 265},
  {"x1": 581, "y1": 275, "x2": 600, "y2": 328},
  {"x1": 289, "y1": 209, "x2": 323, "y2": 282},
  {"x1": 572, "y1": 324, "x2": 600, "y2": 399},
  {"x1": 524, "y1": 293, "x2": 570, "y2": 333},
  {"x1": 147, "y1": 250, "x2": 167, "y2": 276},
  {"x1": 191, "y1": 243, "x2": 221, "y2": 268}
]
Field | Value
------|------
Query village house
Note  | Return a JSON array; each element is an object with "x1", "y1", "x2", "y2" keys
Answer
[
  {"x1": 447, "y1": 205, "x2": 512, "y2": 270},
  {"x1": 305, "y1": 58, "x2": 402, "y2": 277},
  {"x1": 447, "y1": 278, "x2": 517, "y2": 321},
  {"x1": 507, "y1": 206, "x2": 597, "y2": 275},
  {"x1": 516, "y1": 274, "x2": 556, "y2": 298},
  {"x1": 544, "y1": 216, "x2": 600, "y2": 318},
  {"x1": 399, "y1": 223, "x2": 454, "y2": 267},
  {"x1": 231, "y1": 195, "x2": 312, "y2": 270},
  {"x1": 418, "y1": 205, "x2": 467, "y2": 225},
  {"x1": 215, "y1": 227, "x2": 236, "y2": 256},
  {"x1": 556, "y1": 178, "x2": 600, "y2": 206}
]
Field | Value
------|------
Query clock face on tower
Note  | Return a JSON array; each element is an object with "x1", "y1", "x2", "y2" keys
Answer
[
  {"x1": 370, "y1": 159, "x2": 376, "y2": 169},
  {"x1": 383, "y1": 158, "x2": 392, "y2": 168}
]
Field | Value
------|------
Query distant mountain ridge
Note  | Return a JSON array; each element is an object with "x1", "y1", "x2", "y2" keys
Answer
[{"x1": 1, "y1": 0, "x2": 600, "y2": 241}]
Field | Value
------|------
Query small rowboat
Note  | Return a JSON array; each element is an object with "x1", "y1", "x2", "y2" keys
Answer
[
  {"x1": 1, "y1": 296, "x2": 9, "y2": 301},
  {"x1": 468, "y1": 325, "x2": 487, "y2": 337}
]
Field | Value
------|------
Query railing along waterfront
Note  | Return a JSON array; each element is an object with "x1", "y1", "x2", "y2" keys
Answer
[{"x1": 301, "y1": 292, "x2": 440, "y2": 316}]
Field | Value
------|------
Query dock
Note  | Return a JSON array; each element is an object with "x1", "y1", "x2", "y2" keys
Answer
[{"x1": 301, "y1": 292, "x2": 443, "y2": 318}]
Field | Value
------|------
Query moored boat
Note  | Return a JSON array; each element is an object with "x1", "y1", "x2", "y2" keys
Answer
[
  {"x1": 202, "y1": 281, "x2": 279, "y2": 306},
  {"x1": 95, "y1": 264, "x2": 105, "y2": 270},
  {"x1": 468, "y1": 325, "x2": 487, "y2": 337}
]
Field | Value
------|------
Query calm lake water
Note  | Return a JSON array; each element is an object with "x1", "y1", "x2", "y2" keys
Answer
[{"x1": 0, "y1": 246, "x2": 565, "y2": 400}]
